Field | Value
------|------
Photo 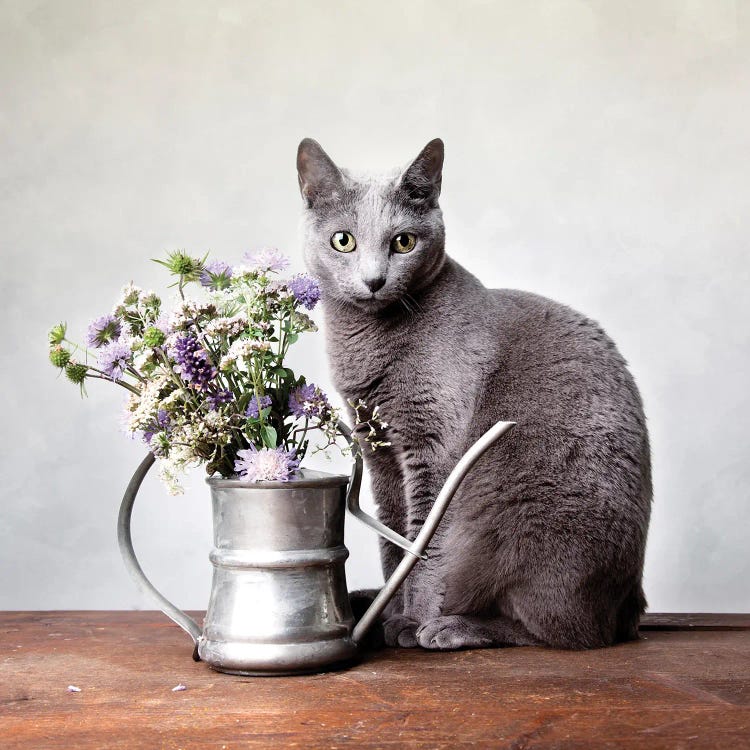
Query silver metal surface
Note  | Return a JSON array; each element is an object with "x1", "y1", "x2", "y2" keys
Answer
[
  {"x1": 200, "y1": 469, "x2": 356, "y2": 674},
  {"x1": 117, "y1": 420, "x2": 516, "y2": 675}
]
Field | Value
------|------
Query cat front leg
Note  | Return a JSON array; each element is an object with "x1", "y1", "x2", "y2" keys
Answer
[
  {"x1": 397, "y1": 447, "x2": 454, "y2": 622},
  {"x1": 366, "y1": 435, "x2": 456, "y2": 646},
  {"x1": 357, "y1": 440, "x2": 420, "y2": 645}
]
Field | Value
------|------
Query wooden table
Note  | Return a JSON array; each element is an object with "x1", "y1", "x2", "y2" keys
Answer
[{"x1": 2, "y1": 612, "x2": 748, "y2": 748}]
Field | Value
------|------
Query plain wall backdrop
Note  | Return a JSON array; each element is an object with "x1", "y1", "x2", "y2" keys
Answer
[{"x1": 2, "y1": 0, "x2": 749, "y2": 613}]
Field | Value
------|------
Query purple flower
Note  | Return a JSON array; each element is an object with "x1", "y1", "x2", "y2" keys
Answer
[
  {"x1": 98, "y1": 340, "x2": 132, "y2": 379},
  {"x1": 242, "y1": 247, "x2": 290, "y2": 273},
  {"x1": 144, "y1": 409, "x2": 171, "y2": 443},
  {"x1": 245, "y1": 394, "x2": 272, "y2": 419},
  {"x1": 154, "y1": 315, "x2": 171, "y2": 335},
  {"x1": 200, "y1": 260, "x2": 233, "y2": 290},
  {"x1": 207, "y1": 389, "x2": 233, "y2": 410},
  {"x1": 287, "y1": 274, "x2": 321, "y2": 310},
  {"x1": 86, "y1": 315, "x2": 122, "y2": 348},
  {"x1": 171, "y1": 335, "x2": 216, "y2": 391},
  {"x1": 289, "y1": 383, "x2": 330, "y2": 419},
  {"x1": 234, "y1": 445, "x2": 300, "y2": 482}
]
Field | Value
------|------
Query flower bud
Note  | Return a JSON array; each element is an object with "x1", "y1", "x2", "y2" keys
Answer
[
  {"x1": 154, "y1": 251, "x2": 205, "y2": 282},
  {"x1": 143, "y1": 326, "x2": 166, "y2": 348},
  {"x1": 65, "y1": 362, "x2": 88, "y2": 385},
  {"x1": 49, "y1": 345, "x2": 71, "y2": 369}
]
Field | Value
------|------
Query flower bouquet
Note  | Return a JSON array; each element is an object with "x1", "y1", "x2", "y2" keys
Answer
[{"x1": 47, "y1": 247, "x2": 387, "y2": 494}]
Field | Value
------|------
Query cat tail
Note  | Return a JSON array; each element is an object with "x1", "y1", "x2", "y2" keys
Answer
[{"x1": 615, "y1": 582, "x2": 647, "y2": 642}]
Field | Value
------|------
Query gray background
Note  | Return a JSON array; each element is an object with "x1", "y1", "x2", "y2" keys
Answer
[{"x1": 2, "y1": 0, "x2": 749, "y2": 612}]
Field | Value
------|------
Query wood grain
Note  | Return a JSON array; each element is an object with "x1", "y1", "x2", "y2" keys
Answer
[{"x1": 1, "y1": 611, "x2": 748, "y2": 749}]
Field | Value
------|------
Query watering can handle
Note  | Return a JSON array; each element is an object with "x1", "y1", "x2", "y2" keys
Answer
[
  {"x1": 339, "y1": 419, "x2": 516, "y2": 645},
  {"x1": 117, "y1": 453, "x2": 203, "y2": 660}
]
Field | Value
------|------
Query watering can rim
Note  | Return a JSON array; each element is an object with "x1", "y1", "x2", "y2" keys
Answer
[{"x1": 206, "y1": 468, "x2": 349, "y2": 490}]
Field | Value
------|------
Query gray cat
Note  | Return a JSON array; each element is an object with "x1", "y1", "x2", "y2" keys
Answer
[{"x1": 297, "y1": 138, "x2": 652, "y2": 650}]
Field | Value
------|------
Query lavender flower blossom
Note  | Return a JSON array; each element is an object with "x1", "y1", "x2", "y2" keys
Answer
[
  {"x1": 207, "y1": 389, "x2": 233, "y2": 410},
  {"x1": 245, "y1": 394, "x2": 272, "y2": 419},
  {"x1": 234, "y1": 445, "x2": 300, "y2": 482},
  {"x1": 288, "y1": 383, "x2": 330, "y2": 419},
  {"x1": 171, "y1": 335, "x2": 216, "y2": 391},
  {"x1": 143, "y1": 409, "x2": 171, "y2": 443},
  {"x1": 154, "y1": 315, "x2": 171, "y2": 335},
  {"x1": 200, "y1": 260, "x2": 233, "y2": 290},
  {"x1": 242, "y1": 247, "x2": 290, "y2": 273},
  {"x1": 287, "y1": 274, "x2": 321, "y2": 310},
  {"x1": 98, "y1": 340, "x2": 132, "y2": 379},
  {"x1": 86, "y1": 315, "x2": 122, "y2": 348}
]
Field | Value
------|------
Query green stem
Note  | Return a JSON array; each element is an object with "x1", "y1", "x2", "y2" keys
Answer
[
  {"x1": 86, "y1": 373, "x2": 141, "y2": 395},
  {"x1": 127, "y1": 365, "x2": 146, "y2": 383}
]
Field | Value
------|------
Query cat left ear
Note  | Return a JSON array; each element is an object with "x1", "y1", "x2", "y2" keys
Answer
[
  {"x1": 297, "y1": 138, "x2": 345, "y2": 208},
  {"x1": 398, "y1": 138, "x2": 444, "y2": 208}
]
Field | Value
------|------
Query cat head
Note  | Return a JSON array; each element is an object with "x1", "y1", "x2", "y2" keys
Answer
[{"x1": 297, "y1": 138, "x2": 446, "y2": 312}]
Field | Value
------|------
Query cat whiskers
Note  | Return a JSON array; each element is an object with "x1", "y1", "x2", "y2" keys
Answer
[
  {"x1": 405, "y1": 293, "x2": 422, "y2": 313},
  {"x1": 399, "y1": 297, "x2": 414, "y2": 316},
  {"x1": 399, "y1": 293, "x2": 422, "y2": 317}
]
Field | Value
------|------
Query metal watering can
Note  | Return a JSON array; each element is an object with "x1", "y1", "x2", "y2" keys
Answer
[{"x1": 118, "y1": 420, "x2": 515, "y2": 675}]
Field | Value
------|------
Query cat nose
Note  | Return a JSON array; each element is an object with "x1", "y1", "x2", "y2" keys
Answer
[{"x1": 364, "y1": 276, "x2": 386, "y2": 293}]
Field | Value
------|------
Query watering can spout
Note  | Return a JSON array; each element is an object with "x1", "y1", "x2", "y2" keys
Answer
[{"x1": 342, "y1": 420, "x2": 517, "y2": 646}]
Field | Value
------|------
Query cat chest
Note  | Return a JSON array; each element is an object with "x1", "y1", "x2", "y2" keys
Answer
[{"x1": 331, "y1": 334, "x2": 477, "y2": 430}]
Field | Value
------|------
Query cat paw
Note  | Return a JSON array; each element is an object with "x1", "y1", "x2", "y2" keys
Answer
[
  {"x1": 383, "y1": 614, "x2": 419, "y2": 648},
  {"x1": 416, "y1": 615, "x2": 493, "y2": 651}
]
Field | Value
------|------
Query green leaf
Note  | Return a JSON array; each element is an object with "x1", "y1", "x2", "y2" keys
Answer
[
  {"x1": 260, "y1": 425, "x2": 278, "y2": 449},
  {"x1": 237, "y1": 392, "x2": 252, "y2": 413}
]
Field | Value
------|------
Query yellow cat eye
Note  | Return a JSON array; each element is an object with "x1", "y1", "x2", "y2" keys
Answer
[
  {"x1": 330, "y1": 231, "x2": 357, "y2": 253},
  {"x1": 390, "y1": 233, "x2": 417, "y2": 254}
]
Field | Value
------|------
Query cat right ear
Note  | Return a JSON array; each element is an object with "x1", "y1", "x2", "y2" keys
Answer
[
  {"x1": 398, "y1": 138, "x2": 444, "y2": 208},
  {"x1": 297, "y1": 138, "x2": 344, "y2": 208}
]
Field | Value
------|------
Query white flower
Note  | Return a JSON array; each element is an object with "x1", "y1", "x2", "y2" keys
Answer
[
  {"x1": 234, "y1": 446, "x2": 300, "y2": 482},
  {"x1": 125, "y1": 375, "x2": 168, "y2": 433},
  {"x1": 204, "y1": 316, "x2": 247, "y2": 337},
  {"x1": 158, "y1": 460, "x2": 185, "y2": 495},
  {"x1": 220, "y1": 339, "x2": 272, "y2": 369},
  {"x1": 157, "y1": 441, "x2": 199, "y2": 495}
]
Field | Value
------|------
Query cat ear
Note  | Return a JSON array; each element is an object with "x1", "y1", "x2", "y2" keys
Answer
[
  {"x1": 297, "y1": 138, "x2": 345, "y2": 208},
  {"x1": 398, "y1": 138, "x2": 444, "y2": 207}
]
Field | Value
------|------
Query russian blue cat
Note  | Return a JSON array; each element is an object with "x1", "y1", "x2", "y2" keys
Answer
[{"x1": 297, "y1": 138, "x2": 652, "y2": 650}]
